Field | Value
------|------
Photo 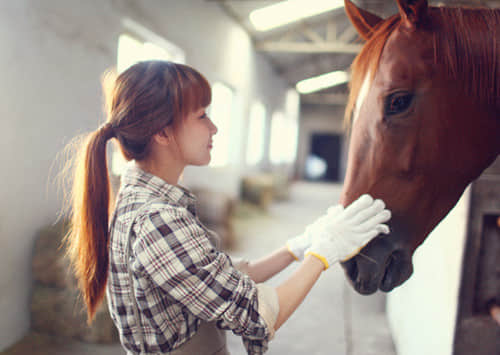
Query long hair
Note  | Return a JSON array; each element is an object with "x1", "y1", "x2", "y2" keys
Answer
[{"x1": 63, "y1": 61, "x2": 211, "y2": 323}]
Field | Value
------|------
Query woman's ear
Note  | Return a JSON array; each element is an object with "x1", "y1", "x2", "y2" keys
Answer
[{"x1": 153, "y1": 127, "x2": 172, "y2": 146}]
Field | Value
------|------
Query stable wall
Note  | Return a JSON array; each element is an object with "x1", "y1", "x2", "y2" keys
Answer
[
  {"x1": 0, "y1": 0, "x2": 289, "y2": 349},
  {"x1": 387, "y1": 188, "x2": 470, "y2": 355}
]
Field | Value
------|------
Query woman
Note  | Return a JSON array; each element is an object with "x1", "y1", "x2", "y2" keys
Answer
[{"x1": 64, "y1": 60, "x2": 390, "y2": 354}]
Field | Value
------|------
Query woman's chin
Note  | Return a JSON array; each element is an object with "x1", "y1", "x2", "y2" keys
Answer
[{"x1": 194, "y1": 156, "x2": 211, "y2": 166}]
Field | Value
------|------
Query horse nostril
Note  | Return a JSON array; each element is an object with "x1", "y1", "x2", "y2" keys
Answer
[
  {"x1": 379, "y1": 249, "x2": 413, "y2": 292},
  {"x1": 344, "y1": 259, "x2": 358, "y2": 281},
  {"x1": 386, "y1": 250, "x2": 407, "y2": 268},
  {"x1": 384, "y1": 251, "x2": 397, "y2": 270}
]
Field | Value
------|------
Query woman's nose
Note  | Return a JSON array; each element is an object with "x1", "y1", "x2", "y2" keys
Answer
[{"x1": 210, "y1": 119, "x2": 218, "y2": 135}]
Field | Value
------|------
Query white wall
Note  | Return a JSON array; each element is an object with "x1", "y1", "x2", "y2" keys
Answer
[
  {"x1": 387, "y1": 188, "x2": 470, "y2": 355},
  {"x1": 0, "y1": 0, "x2": 289, "y2": 349}
]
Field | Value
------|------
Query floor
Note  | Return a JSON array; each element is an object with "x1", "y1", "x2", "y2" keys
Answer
[{"x1": 2, "y1": 181, "x2": 396, "y2": 355}]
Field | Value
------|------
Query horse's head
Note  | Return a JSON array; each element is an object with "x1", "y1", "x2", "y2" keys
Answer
[{"x1": 341, "y1": 0, "x2": 500, "y2": 294}]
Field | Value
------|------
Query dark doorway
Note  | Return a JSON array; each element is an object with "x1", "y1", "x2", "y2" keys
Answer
[{"x1": 305, "y1": 133, "x2": 341, "y2": 182}]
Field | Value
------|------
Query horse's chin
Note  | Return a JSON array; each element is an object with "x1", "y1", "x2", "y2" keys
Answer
[{"x1": 341, "y1": 236, "x2": 414, "y2": 294}]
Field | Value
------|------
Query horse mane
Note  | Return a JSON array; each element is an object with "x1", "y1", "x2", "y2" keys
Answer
[{"x1": 345, "y1": 6, "x2": 500, "y2": 126}]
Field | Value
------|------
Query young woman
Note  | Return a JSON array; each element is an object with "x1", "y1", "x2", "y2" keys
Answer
[{"x1": 65, "y1": 60, "x2": 391, "y2": 355}]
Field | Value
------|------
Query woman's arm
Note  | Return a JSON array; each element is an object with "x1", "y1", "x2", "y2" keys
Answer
[
  {"x1": 245, "y1": 247, "x2": 295, "y2": 283},
  {"x1": 242, "y1": 206, "x2": 344, "y2": 283},
  {"x1": 274, "y1": 255, "x2": 324, "y2": 330},
  {"x1": 269, "y1": 195, "x2": 392, "y2": 332}
]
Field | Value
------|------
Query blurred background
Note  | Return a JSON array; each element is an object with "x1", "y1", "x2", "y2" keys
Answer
[{"x1": 1, "y1": 1, "x2": 499, "y2": 354}]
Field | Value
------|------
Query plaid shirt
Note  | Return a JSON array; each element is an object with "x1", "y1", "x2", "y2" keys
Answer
[{"x1": 106, "y1": 164, "x2": 275, "y2": 354}]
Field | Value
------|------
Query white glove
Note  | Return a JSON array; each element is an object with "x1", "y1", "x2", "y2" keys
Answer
[
  {"x1": 286, "y1": 205, "x2": 344, "y2": 261},
  {"x1": 305, "y1": 194, "x2": 391, "y2": 269}
]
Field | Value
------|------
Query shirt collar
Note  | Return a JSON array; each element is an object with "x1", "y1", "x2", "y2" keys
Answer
[{"x1": 120, "y1": 162, "x2": 197, "y2": 209}]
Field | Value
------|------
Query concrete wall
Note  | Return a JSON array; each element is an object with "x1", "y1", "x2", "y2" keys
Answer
[
  {"x1": 387, "y1": 188, "x2": 471, "y2": 355},
  {"x1": 0, "y1": 0, "x2": 289, "y2": 349}
]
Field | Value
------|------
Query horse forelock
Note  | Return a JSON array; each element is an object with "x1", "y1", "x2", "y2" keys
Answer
[{"x1": 344, "y1": 6, "x2": 500, "y2": 128}]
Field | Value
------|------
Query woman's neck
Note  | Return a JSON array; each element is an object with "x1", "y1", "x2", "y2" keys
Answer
[{"x1": 135, "y1": 157, "x2": 184, "y2": 186}]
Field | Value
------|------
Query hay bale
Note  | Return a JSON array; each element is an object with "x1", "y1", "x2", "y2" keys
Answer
[
  {"x1": 240, "y1": 175, "x2": 274, "y2": 209},
  {"x1": 31, "y1": 284, "x2": 118, "y2": 343},
  {"x1": 32, "y1": 221, "x2": 73, "y2": 289},
  {"x1": 31, "y1": 220, "x2": 118, "y2": 343}
]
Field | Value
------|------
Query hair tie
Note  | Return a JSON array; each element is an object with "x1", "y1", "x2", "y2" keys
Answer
[{"x1": 99, "y1": 122, "x2": 116, "y2": 140}]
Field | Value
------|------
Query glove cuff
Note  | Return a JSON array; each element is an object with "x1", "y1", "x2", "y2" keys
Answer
[
  {"x1": 304, "y1": 251, "x2": 329, "y2": 270},
  {"x1": 286, "y1": 243, "x2": 300, "y2": 261}
]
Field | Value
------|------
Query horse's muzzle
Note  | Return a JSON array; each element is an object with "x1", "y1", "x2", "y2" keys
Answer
[{"x1": 341, "y1": 236, "x2": 414, "y2": 294}]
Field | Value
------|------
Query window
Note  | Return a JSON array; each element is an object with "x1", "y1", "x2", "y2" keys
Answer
[
  {"x1": 269, "y1": 112, "x2": 285, "y2": 164},
  {"x1": 117, "y1": 18, "x2": 185, "y2": 71},
  {"x1": 269, "y1": 111, "x2": 299, "y2": 165},
  {"x1": 209, "y1": 82, "x2": 234, "y2": 167},
  {"x1": 111, "y1": 24, "x2": 185, "y2": 176},
  {"x1": 246, "y1": 101, "x2": 266, "y2": 165},
  {"x1": 284, "y1": 116, "x2": 298, "y2": 163},
  {"x1": 117, "y1": 34, "x2": 181, "y2": 73}
]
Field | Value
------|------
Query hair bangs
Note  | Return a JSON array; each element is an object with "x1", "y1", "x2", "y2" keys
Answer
[{"x1": 176, "y1": 64, "x2": 212, "y2": 120}]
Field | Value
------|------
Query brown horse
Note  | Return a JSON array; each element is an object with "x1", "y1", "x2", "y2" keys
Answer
[{"x1": 340, "y1": 0, "x2": 500, "y2": 294}]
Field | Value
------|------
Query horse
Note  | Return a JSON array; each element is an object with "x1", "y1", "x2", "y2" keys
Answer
[{"x1": 340, "y1": 0, "x2": 500, "y2": 295}]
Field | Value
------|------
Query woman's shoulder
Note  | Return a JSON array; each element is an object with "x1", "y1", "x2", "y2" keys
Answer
[
  {"x1": 132, "y1": 196, "x2": 196, "y2": 231},
  {"x1": 114, "y1": 189, "x2": 188, "y2": 226},
  {"x1": 138, "y1": 196, "x2": 187, "y2": 217},
  {"x1": 131, "y1": 198, "x2": 213, "y2": 255}
]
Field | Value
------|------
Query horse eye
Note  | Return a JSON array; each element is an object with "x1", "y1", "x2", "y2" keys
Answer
[{"x1": 384, "y1": 92, "x2": 413, "y2": 116}]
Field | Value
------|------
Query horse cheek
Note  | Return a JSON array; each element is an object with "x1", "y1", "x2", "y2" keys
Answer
[{"x1": 340, "y1": 126, "x2": 373, "y2": 205}]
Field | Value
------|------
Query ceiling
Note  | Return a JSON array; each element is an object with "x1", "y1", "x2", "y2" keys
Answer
[{"x1": 213, "y1": 0, "x2": 500, "y2": 105}]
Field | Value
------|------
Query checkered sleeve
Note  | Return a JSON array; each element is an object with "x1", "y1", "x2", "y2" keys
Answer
[{"x1": 134, "y1": 205, "x2": 274, "y2": 352}]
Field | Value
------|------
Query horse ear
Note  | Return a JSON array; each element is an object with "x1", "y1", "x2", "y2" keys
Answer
[
  {"x1": 396, "y1": 0, "x2": 428, "y2": 27},
  {"x1": 345, "y1": 0, "x2": 383, "y2": 41}
]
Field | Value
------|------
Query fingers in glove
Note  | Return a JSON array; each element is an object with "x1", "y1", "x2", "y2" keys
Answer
[
  {"x1": 350, "y1": 199, "x2": 386, "y2": 225},
  {"x1": 348, "y1": 224, "x2": 390, "y2": 255},
  {"x1": 356, "y1": 209, "x2": 391, "y2": 232},
  {"x1": 376, "y1": 224, "x2": 390, "y2": 235},
  {"x1": 341, "y1": 246, "x2": 363, "y2": 262},
  {"x1": 342, "y1": 194, "x2": 374, "y2": 220},
  {"x1": 322, "y1": 205, "x2": 343, "y2": 226},
  {"x1": 356, "y1": 227, "x2": 387, "y2": 248},
  {"x1": 327, "y1": 204, "x2": 344, "y2": 216},
  {"x1": 306, "y1": 214, "x2": 329, "y2": 235}
]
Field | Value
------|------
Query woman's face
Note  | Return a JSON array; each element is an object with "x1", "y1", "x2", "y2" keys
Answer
[{"x1": 174, "y1": 106, "x2": 217, "y2": 166}]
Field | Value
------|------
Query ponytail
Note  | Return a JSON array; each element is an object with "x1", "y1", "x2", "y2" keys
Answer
[{"x1": 65, "y1": 123, "x2": 115, "y2": 323}]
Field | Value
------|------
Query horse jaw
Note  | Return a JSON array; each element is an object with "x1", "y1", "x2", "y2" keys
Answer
[
  {"x1": 341, "y1": 217, "x2": 415, "y2": 294},
  {"x1": 340, "y1": 176, "x2": 473, "y2": 294}
]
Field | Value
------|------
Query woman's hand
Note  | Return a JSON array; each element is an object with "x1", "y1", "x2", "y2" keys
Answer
[
  {"x1": 272, "y1": 195, "x2": 390, "y2": 332},
  {"x1": 286, "y1": 205, "x2": 344, "y2": 261},
  {"x1": 305, "y1": 194, "x2": 391, "y2": 269}
]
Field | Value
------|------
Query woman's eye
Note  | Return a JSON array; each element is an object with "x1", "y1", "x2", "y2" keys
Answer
[
  {"x1": 199, "y1": 113, "x2": 207, "y2": 119},
  {"x1": 384, "y1": 92, "x2": 413, "y2": 116}
]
